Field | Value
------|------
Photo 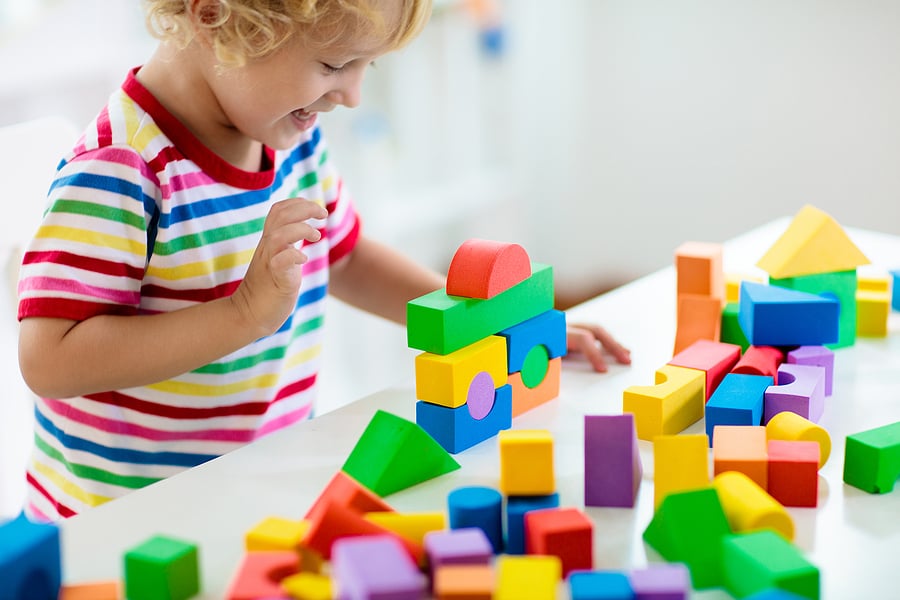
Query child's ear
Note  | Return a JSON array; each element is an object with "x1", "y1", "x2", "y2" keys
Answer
[{"x1": 189, "y1": 0, "x2": 224, "y2": 28}]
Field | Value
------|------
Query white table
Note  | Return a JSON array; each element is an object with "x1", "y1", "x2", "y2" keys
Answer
[{"x1": 61, "y1": 219, "x2": 900, "y2": 599}]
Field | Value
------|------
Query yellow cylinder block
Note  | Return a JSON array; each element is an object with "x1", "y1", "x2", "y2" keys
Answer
[{"x1": 712, "y1": 471, "x2": 794, "y2": 541}]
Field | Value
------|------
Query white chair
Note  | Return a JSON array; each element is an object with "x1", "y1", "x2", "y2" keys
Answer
[{"x1": 0, "y1": 115, "x2": 79, "y2": 519}]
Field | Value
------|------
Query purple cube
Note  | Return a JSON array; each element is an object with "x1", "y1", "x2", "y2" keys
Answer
[{"x1": 332, "y1": 534, "x2": 425, "y2": 600}]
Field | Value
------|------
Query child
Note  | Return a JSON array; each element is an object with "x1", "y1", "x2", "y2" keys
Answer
[{"x1": 17, "y1": 0, "x2": 629, "y2": 521}]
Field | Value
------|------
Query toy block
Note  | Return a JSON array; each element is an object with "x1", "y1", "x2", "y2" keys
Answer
[
  {"x1": 623, "y1": 365, "x2": 705, "y2": 441},
  {"x1": 744, "y1": 590, "x2": 809, "y2": 600},
  {"x1": 504, "y1": 493, "x2": 559, "y2": 555},
  {"x1": 407, "y1": 263, "x2": 554, "y2": 355},
  {"x1": 726, "y1": 271, "x2": 766, "y2": 304},
  {"x1": 731, "y1": 346, "x2": 784, "y2": 379},
  {"x1": 769, "y1": 269, "x2": 857, "y2": 348},
  {"x1": 569, "y1": 570, "x2": 635, "y2": 600},
  {"x1": 843, "y1": 420, "x2": 900, "y2": 493},
  {"x1": 763, "y1": 364, "x2": 825, "y2": 424},
  {"x1": 584, "y1": 414, "x2": 642, "y2": 507},
  {"x1": 524, "y1": 507, "x2": 594, "y2": 577},
  {"x1": 673, "y1": 293, "x2": 722, "y2": 354},
  {"x1": 446, "y1": 239, "x2": 532, "y2": 299},
  {"x1": 498, "y1": 429, "x2": 555, "y2": 495},
  {"x1": 858, "y1": 272, "x2": 890, "y2": 292},
  {"x1": 767, "y1": 440, "x2": 820, "y2": 507},
  {"x1": 341, "y1": 409, "x2": 460, "y2": 497},
  {"x1": 364, "y1": 511, "x2": 446, "y2": 549},
  {"x1": 892, "y1": 269, "x2": 900, "y2": 310},
  {"x1": 786, "y1": 345, "x2": 834, "y2": 396},
  {"x1": 755, "y1": 204, "x2": 869, "y2": 279},
  {"x1": 0, "y1": 513, "x2": 61, "y2": 600},
  {"x1": 705, "y1": 374, "x2": 771, "y2": 444},
  {"x1": 123, "y1": 534, "x2": 200, "y2": 600},
  {"x1": 856, "y1": 289, "x2": 890, "y2": 337},
  {"x1": 653, "y1": 434, "x2": 710, "y2": 509},
  {"x1": 58, "y1": 581, "x2": 120, "y2": 600},
  {"x1": 712, "y1": 425, "x2": 768, "y2": 489},
  {"x1": 280, "y1": 572, "x2": 333, "y2": 600},
  {"x1": 245, "y1": 516, "x2": 322, "y2": 574},
  {"x1": 721, "y1": 530, "x2": 819, "y2": 599},
  {"x1": 447, "y1": 486, "x2": 504, "y2": 553},
  {"x1": 721, "y1": 302, "x2": 751, "y2": 351},
  {"x1": 331, "y1": 534, "x2": 427, "y2": 600},
  {"x1": 494, "y1": 555, "x2": 561, "y2": 600},
  {"x1": 669, "y1": 339, "x2": 741, "y2": 400},
  {"x1": 304, "y1": 471, "x2": 394, "y2": 522},
  {"x1": 712, "y1": 471, "x2": 794, "y2": 541},
  {"x1": 642, "y1": 487, "x2": 731, "y2": 589},
  {"x1": 766, "y1": 411, "x2": 831, "y2": 469},
  {"x1": 433, "y1": 564, "x2": 494, "y2": 600},
  {"x1": 629, "y1": 563, "x2": 690, "y2": 599},
  {"x1": 675, "y1": 241, "x2": 724, "y2": 300},
  {"x1": 738, "y1": 281, "x2": 839, "y2": 347},
  {"x1": 424, "y1": 527, "x2": 493, "y2": 576},
  {"x1": 508, "y1": 356, "x2": 561, "y2": 417},
  {"x1": 416, "y1": 383, "x2": 512, "y2": 454},
  {"x1": 499, "y1": 308, "x2": 567, "y2": 373},
  {"x1": 224, "y1": 551, "x2": 298, "y2": 600},
  {"x1": 415, "y1": 335, "x2": 508, "y2": 408}
]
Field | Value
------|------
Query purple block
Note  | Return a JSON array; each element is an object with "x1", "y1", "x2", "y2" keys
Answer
[
  {"x1": 629, "y1": 563, "x2": 689, "y2": 600},
  {"x1": 423, "y1": 527, "x2": 492, "y2": 575},
  {"x1": 332, "y1": 535, "x2": 426, "y2": 600},
  {"x1": 763, "y1": 363, "x2": 826, "y2": 424},
  {"x1": 786, "y1": 345, "x2": 835, "y2": 396},
  {"x1": 584, "y1": 414, "x2": 643, "y2": 507}
]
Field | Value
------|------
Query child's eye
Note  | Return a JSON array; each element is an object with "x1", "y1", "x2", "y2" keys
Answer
[{"x1": 322, "y1": 63, "x2": 345, "y2": 74}]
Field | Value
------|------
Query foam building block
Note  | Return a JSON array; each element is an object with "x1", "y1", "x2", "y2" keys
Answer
[
  {"x1": 721, "y1": 530, "x2": 819, "y2": 599},
  {"x1": 766, "y1": 411, "x2": 831, "y2": 469},
  {"x1": 767, "y1": 440, "x2": 820, "y2": 507},
  {"x1": 653, "y1": 434, "x2": 710, "y2": 509},
  {"x1": 415, "y1": 335, "x2": 508, "y2": 408},
  {"x1": 498, "y1": 429, "x2": 555, "y2": 496},
  {"x1": 341, "y1": 410, "x2": 460, "y2": 497},
  {"x1": 407, "y1": 263, "x2": 554, "y2": 355},
  {"x1": 770, "y1": 270, "x2": 858, "y2": 349},
  {"x1": 569, "y1": 570, "x2": 635, "y2": 600},
  {"x1": 504, "y1": 493, "x2": 559, "y2": 555},
  {"x1": 507, "y1": 357, "x2": 562, "y2": 417},
  {"x1": 432, "y1": 564, "x2": 494, "y2": 600},
  {"x1": 669, "y1": 339, "x2": 742, "y2": 401},
  {"x1": 892, "y1": 269, "x2": 900, "y2": 311},
  {"x1": 494, "y1": 555, "x2": 561, "y2": 600},
  {"x1": 423, "y1": 527, "x2": 493, "y2": 576},
  {"x1": 642, "y1": 487, "x2": 731, "y2": 589},
  {"x1": 712, "y1": 471, "x2": 794, "y2": 542},
  {"x1": 446, "y1": 239, "x2": 532, "y2": 299},
  {"x1": 364, "y1": 511, "x2": 446, "y2": 550},
  {"x1": 0, "y1": 513, "x2": 61, "y2": 600},
  {"x1": 705, "y1": 373, "x2": 772, "y2": 445},
  {"x1": 331, "y1": 534, "x2": 426, "y2": 600},
  {"x1": 447, "y1": 486, "x2": 504, "y2": 554},
  {"x1": 58, "y1": 581, "x2": 120, "y2": 600},
  {"x1": 629, "y1": 563, "x2": 690, "y2": 599},
  {"x1": 731, "y1": 346, "x2": 784, "y2": 379},
  {"x1": 673, "y1": 293, "x2": 723, "y2": 355},
  {"x1": 675, "y1": 241, "x2": 724, "y2": 299},
  {"x1": 856, "y1": 288, "x2": 890, "y2": 337},
  {"x1": 726, "y1": 271, "x2": 766, "y2": 304},
  {"x1": 124, "y1": 535, "x2": 200, "y2": 600},
  {"x1": 224, "y1": 551, "x2": 298, "y2": 600},
  {"x1": 280, "y1": 572, "x2": 333, "y2": 600},
  {"x1": 499, "y1": 309, "x2": 567, "y2": 374},
  {"x1": 524, "y1": 507, "x2": 594, "y2": 577},
  {"x1": 416, "y1": 383, "x2": 513, "y2": 454},
  {"x1": 245, "y1": 515, "x2": 321, "y2": 574},
  {"x1": 738, "y1": 281, "x2": 839, "y2": 347},
  {"x1": 843, "y1": 420, "x2": 900, "y2": 493},
  {"x1": 305, "y1": 471, "x2": 394, "y2": 522},
  {"x1": 712, "y1": 425, "x2": 768, "y2": 489},
  {"x1": 584, "y1": 414, "x2": 642, "y2": 507},
  {"x1": 785, "y1": 346, "x2": 834, "y2": 397},
  {"x1": 858, "y1": 273, "x2": 891, "y2": 292},
  {"x1": 763, "y1": 364, "x2": 825, "y2": 424},
  {"x1": 744, "y1": 590, "x2": 809, "y2": 600},
  {"x1": 721, "y1": 302, "x2": 751, "y2": 352},
  {"x1": 622, "y1": 364, "x2": 705, "y2": 441}
]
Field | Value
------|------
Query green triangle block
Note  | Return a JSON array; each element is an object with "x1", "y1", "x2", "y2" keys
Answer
[{"x1": 341, "y1": 409, "x2": 461, "y2": 497}]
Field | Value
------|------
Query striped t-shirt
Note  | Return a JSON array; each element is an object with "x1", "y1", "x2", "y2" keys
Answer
[{"x1": 17, "y1": 68, "x2": 360, "y2": 520}]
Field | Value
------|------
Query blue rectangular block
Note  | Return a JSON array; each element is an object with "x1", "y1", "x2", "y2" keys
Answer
[
  {"x1": 569, "y1": 570, "x2": 636, "y2": 600},
  {"x1": 416, "y1": 384, "x2": 512, "y2": 454},
  {"x1": 892, "y1": 269, "x2": 900, "y2": 311},
  {"x1": 0, "y1": 514, "x2": 61, "y2": 600},
  {"x1": 705, "y1": 373, "x2": 773, "y2": 446},
  {"x1": 499, "y1": 309, "x2": 568, "y2": 372},
  {"x1": 738, "y1": 281, "x2": 839, "y2": 346}
]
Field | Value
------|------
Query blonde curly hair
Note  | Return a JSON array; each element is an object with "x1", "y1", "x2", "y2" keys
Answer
[{"x1": 143, "y1": 0, "x2": 432, "y2": 67}]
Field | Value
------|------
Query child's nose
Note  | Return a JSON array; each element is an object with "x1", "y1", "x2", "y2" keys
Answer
[{"x1": 327, "y1": 72, "x2": 364, "y2": 109}]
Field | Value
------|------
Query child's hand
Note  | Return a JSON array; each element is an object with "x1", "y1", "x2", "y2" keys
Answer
[
  {"x1": 231, "y1": 198, "x2": 328, "y2": 336},
  {"x1": 566, "y1": 322, "x2": 632, "y2": 373}
]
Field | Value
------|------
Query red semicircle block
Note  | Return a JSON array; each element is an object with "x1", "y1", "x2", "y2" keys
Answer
[{"x1": 446, "y1": 239, "x2": 532, "y2": 299}]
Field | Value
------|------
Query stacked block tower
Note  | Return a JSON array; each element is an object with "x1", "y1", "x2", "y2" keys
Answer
[{"x1": 407, "y1": 239, "x2": 567, "y2": 454}]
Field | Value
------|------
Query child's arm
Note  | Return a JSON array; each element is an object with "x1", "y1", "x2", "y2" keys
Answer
[{"x1": 18, "y1": 198, "x2": 327, "y2": 399}]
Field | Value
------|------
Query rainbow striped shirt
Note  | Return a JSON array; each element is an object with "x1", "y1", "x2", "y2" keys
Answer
[{"x1": 17, "y1": 69, "x2": 360, "y2": 520}]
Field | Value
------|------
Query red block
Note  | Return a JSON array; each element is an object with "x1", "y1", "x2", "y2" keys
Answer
[
  {"x1": 767, "y1": 440, "x2": 820, "y2": 507},
  {"x1": 304, "y1": 471, "x2": 394, "y2": 522},
  {"x1": 669, "y1": 339, "x2": 742, "y2": 400},
  {"x1": 225, "y1": 551, "x2": 299, "y2": 600},
  {"x1": 524, "y1": 507, "x2": 593, "y2": 577},
  {"x1": 731, "y1": 345, "x2": 785, "y2": 378},
  {"x1": 446, "y1": 239, "x2": 532, "y2": 299}
]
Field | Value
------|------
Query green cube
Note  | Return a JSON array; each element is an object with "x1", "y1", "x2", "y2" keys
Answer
[
  {"x1": 124, "y1": 535, "x2": 200, "y2": 600},
  {"x1": 843, "y1": 420, "x2": 900, "y2": 493}
]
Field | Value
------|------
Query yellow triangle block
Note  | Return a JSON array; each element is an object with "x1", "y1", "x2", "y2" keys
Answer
[{"x1": 756, "y1": 205, "x2": 870, "y2": 278}]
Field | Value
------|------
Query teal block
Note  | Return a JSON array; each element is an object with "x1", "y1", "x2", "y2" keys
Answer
[
  {"x1": 769, "y1": 270, "x2": 857, "y2": 349},
  {"x1": 124, "y1": 535, "x2": 200, "y2": 600},
  {"x1": 407, "y1": 263, "x2": 554, "y2": 355},
  {"x1": 843, "y1": 420, "x2": 900, "y2": 493},
  {"x1": 416, "y1": 384, "x2": 513, "y2": 454},
  {"x1": 0, "y1": 513, "x2": 61, "y2": 600},
  {"x1": 722, "y1": 530, "x2": 819, "y2": 599}
]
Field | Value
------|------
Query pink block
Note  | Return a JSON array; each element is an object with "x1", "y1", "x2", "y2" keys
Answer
[{"x1": 764, "y1": 364, "x2": 825, "y2": 424}]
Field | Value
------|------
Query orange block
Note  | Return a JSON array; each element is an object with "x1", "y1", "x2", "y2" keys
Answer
[
  {"x1": 225, "y1": 551, "x2": 299, "y2": 600},
  {"x1": 712, "y1": 425, "x2": 768, "y2": 489},
  {"x1": 673, "y1": 294, "x2": 723, "y2": 355},
  {"x1": 433, "y1": 564, "x2": 495, "y2": 600},
  {"x1": 446, "y1": 239, "x2": 532, "y2": 299},
  {"x1": 675, "y1": 241, "x2": 724, "y2": 300},
  {"x1": 59, "y1": 581, "x2": 120, "y2": 600},
  {"x1": 508, "y1": 356, "x2": 561, "y2": 418}
]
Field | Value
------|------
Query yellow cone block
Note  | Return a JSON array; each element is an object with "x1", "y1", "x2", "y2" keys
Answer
[
  {"x1": 654, "y1": 434, "x2": 710, "y2": 509},
  {"x1": 765, "y1": 411, "x2": 831, "y2": 469},
  {"x1": 712, "y1": 471, "x2": 794, "y2": 541},
  {"x1": 415, "y1": 335, "x2": 508, "y2": 408},
  {"x1": 623, "y1": 365, "x2": 706, "y2": 441}
]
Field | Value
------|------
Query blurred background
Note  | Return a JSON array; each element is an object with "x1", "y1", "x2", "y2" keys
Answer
[{"x1": 2, "y1": 0, "x2": 900, "y2": 514}]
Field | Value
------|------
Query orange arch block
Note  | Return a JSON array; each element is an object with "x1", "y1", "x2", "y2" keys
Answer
[{"x1": 446, "y1": 239, "x2": 532, "y2": 299}]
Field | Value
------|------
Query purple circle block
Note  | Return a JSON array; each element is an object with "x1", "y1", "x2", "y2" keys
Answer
[{"x1": 467, "y1": 371, "x2": 495, "y2": 420}]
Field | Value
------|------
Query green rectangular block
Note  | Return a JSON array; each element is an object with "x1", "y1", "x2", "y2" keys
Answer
[
  {"x1": 407, "y1": 263, "x2": 554, "y2": 355},
  {"x1": 843, "y1": 420, "x2": 900, "y2": 493},
  {"x1": 770, "y1": 270, "x2": 857, "y2": 349},
  {"x1": 722, "y1": 530, "x2": 819, "y2": 599}
]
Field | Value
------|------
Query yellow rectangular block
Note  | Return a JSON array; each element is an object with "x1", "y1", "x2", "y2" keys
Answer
[
  {"x1": 495, "y1": 555, "x2": 561, "y2": 600},
  {"x1": 654, "y1": 433, "x2": 710, "y2": 509},
  {"x1": 725, "y1": 271, "x2": 766, "y2": 304},
  {"x1": 281, "y1": 572, "x2": 333, "y2": 600},
  {"x1": 499, "y1": 429, "x2": 555, "y2": 495},
  {"x1": 363, "y1": 511, "x2": 446, "y2": 546},
  {"x1": 415, "y1": 335, "x2": 508, "y2": 408},
  {"x1": 858, "y1": 274, "x2": 890, "y2": 293},
  {"x1": 856, "y1": 290, "x2": 890, "y2": 337},
  {"x1": 245, "y1": 516, "x2": 322, "y2": 573},
  {"x1": 623, "y1": 365, "x2": 705, "y2": 441},
  {"x1": 712, "y1": 425, "x2": 768, "y2": 490}
]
